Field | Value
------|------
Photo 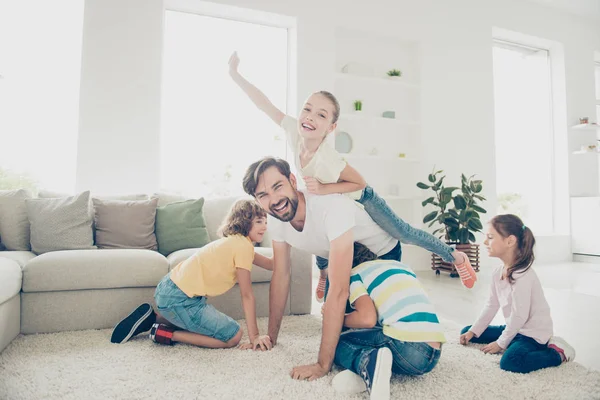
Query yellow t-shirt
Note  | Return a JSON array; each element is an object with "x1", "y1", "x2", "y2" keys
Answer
[
  {"x1": 281, "y1": 115, "x2": 362, "y2": 200},
  {"x1": 169, "y1": 235, "x2": 254, "y2": 298}
]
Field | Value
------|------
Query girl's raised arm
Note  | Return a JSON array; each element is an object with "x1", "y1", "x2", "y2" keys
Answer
[{"x1": 229, "y1": 51, "x2": 285, "y2": 125}]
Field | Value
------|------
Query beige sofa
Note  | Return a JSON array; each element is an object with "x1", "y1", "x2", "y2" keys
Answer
[{"x1": 0, "y1": 196, "x2": 312, "y2": 353}]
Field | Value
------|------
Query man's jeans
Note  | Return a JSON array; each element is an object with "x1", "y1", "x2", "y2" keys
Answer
[
  {"x1": 335, "y1": 327, "x2": 441, "y2": 376},
  {"x1": 461, "y1": 325, "x2": 562, "y2": 373},
  {"x1": 315, "y1": 185, "x2": 455, "y2": 271}
]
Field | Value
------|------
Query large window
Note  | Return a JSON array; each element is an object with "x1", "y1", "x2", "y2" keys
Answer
[
  {"x1": 493, "y1": 40, "x2": 555, "y2": 234},
  {"x1": 160, "y1": 9, "x2": 290, "y2": 198},
  {"x1": 0, "y1": 1, "x2": 84, "y2": 193}
]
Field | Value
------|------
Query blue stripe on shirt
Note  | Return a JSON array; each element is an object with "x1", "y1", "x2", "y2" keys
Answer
[
  {"x1": 398, "y1": 312, "x2": 440, "y2": 323},
  {"x1": 367, "y1": 269, "x2": 417, "y2": 292},
  {"x1": 379, "y1": 294, "x2": 431, "y2": 320}
]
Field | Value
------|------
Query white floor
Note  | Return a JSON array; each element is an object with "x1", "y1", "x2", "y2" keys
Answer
[{"x1": 311, "y1": 261, "x2": 600, "y2": 372}]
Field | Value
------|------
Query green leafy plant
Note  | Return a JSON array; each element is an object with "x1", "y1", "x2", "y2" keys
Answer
[
  {"x1": 417, "y1": 169, "x2": 487, "y2": 244},
  {"x1": 353, "y1": 100, "x2": 362, "y2": 111},
  {"x1": 386, "y1": 69, "x2": 402, "y2": 77}
]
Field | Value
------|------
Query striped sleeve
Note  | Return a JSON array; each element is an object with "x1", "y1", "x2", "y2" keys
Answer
[{"x1": 349, "y1": 273, "x2": 368, "y2": 307}]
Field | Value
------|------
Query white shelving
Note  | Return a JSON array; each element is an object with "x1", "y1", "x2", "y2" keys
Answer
[
  {"x1": 333, "y1": 27, "x2": 424, "y2": 227},
  {"x1": 570, "y1": 123, "x2": 600, "y2": 130},
  {"x1": 334, "y1": 72, "x2": 420, "y2": 88},
  {"x1": 340, "y1": 113, "x2": 420, "y2": 125}
]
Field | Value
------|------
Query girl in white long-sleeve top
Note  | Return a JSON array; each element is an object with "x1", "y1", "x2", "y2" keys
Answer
[{"x1": 459, "y1": 214, "x2": 575, "y2": 373}]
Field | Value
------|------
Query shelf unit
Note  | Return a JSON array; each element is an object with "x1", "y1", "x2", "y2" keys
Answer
[{"x1": 333, "y1": 27, "x2": 423, "y2": 228}]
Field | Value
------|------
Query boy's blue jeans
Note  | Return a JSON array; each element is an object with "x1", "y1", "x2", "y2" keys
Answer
[
  {"x1": 461, "y1": 325, "x2": 562, "y2": 373},
  {"x1": 316, "y1": 185, "x2": 455, "y2": 271},
  {"x1": 335, "y1": 327, "x2": 441, "y2": 376}
]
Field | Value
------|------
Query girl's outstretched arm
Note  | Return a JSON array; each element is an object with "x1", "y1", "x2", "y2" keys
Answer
[
  {"x1": 304, "y1": 164, "x2": 367, "y2": 195},
  {"x1": 229, "y1": 51, "x2": 285, "y2": 125}
]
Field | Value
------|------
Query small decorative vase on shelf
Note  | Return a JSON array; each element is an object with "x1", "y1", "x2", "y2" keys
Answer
[
  {"x1": 386, "y1": 69, "x2": 402, "y2": 79},
  {"x1": 353, "y1": 100, "x2": 362, "y2": 113}
]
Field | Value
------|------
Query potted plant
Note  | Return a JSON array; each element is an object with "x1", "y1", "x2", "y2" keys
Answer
[
  {"x1": 386, "y1": 69, "x2": 402, "y2": 79},
  {"x1": 353, "y1": 100, "x2": 362, "y2": 112},
  {"x1": 417, "y1": 169, "x2": 486, "y2": 276}
]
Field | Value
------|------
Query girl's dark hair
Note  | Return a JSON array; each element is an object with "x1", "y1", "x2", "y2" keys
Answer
[
  {"x1": 218, "y1": 199, "x2": 266, "y2": 238},
  {"x1": 314, "y1": 91, "x2": 340, "y2": 124},
  {"x1": 491, "y1": 214, "x2": 536, "y2": 283},
  {"x1": 352, "y1": 242, "x2": 378, "y2": 267}
]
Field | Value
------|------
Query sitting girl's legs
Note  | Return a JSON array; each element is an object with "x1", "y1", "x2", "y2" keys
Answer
[
  {"x1": 460, "y1": 325, "x2": 506, "y2": 344},
  {"x1": 154, "y1": 275, "x2": 242, "y2": 348},
  {"x1": 500, "y1": 334, "x2": 562, "y2": 373}
]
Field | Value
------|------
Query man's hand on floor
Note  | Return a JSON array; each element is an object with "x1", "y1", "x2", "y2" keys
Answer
[{"x1": 290, "y1": 363, "x2": 328, "y2": 381}]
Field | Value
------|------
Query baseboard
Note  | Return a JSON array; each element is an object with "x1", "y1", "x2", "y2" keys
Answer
[{"x1": 573, "y1": 253, "x2": 600, "y2": 264}]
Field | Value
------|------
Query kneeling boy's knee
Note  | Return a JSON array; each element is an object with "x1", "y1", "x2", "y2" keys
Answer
[{"x1": 226, "y1": 328, "x2": 243, "y2": 347}]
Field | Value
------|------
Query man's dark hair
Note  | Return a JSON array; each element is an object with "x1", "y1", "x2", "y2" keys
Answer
[{"x1": 243, "y1": 157, "x2": 292, "y2": 196}]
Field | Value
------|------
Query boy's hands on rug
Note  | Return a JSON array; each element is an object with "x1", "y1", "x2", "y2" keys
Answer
[
  {"x1": 460, "y1": 330, "x2": 475, "y2": 345},
  {"x1": 482, "y1": 341, "x2": 502, "y2": 354},
  {"x1": 239, "y1": 335, "x2": 272, "y2": 351},
  {"x1": 290, "y1": 363, "x2": 328, "y2": 381}
]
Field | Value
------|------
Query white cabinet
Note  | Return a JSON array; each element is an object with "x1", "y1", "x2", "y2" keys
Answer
[{"x1": 571, "y1": 197, "x2": 600, "y2": 256}]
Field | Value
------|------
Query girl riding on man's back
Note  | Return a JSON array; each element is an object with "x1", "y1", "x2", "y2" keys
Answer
[{"x1": 228, "y1": 51, "x2": 477, "y2": 301}]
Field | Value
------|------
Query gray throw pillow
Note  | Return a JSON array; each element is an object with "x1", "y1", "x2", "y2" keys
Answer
[
  {"x1": 93, "y1": 197, "x2": 159, "y2": 250},
  {"x1": 26, "y1": 191, "x2": 96, "y2": 254},
  {"x1": 0, "y1": 189, "x2": 32, "y2": 251}
]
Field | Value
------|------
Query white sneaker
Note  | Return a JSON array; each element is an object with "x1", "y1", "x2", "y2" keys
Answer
[
  {"x1": 331, "y1": 369, "x2": 367, "y2": 395},
  {"x1": 548, "y1": 336, "x2": 576, "y2": 362}
]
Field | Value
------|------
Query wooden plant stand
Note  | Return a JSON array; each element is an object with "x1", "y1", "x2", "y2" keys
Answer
[{"x1": 431, "y1": 243, "x2": 480, "y2": 277}]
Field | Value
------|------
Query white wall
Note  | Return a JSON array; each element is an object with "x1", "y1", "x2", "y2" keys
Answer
[
  {"x1": 76, "y1": 0, "x2": 164, "y2": 195},
  {"x1": 77, "y1": 0, "x2": 600, "y2": 262}
]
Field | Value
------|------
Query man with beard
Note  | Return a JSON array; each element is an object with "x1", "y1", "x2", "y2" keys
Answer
[{"x1": 242, "y1": 157, "x2": 401, "y2": 382}]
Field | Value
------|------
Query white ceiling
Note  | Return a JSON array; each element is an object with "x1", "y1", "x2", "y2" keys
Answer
[{"x1": 523, "y1": 0, "x2": 600, "y2": 20}]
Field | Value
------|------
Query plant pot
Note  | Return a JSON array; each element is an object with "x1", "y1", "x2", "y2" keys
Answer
[{"x1": 431, "y1": 243, "x2": 480, "y2": 277}]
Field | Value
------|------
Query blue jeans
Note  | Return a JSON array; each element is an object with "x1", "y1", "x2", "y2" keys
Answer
[
  {"x1": 154, "y1": 275, "x2": 240, "y2": 342},
  {"x1": 315, "y1": 186, "x2": 455, "y2": 271},
  {"x1": 335, "y1": 327, "x2": 441, "y2": 376},
  {"x1": 461, "y1": 325, "x2": 562, "y2": 373}
]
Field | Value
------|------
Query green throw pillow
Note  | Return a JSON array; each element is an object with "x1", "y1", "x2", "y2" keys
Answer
[{"x1": 155, "y1": 198, "x2": 210, "y2": 256}]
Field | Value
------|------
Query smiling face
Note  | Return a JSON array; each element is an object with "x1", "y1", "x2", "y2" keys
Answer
[
  {"x1": 297, "y1": 93, "x2": 337, "y2": 141},
  {"x1": 254, "y1": 165, "x2": 299, "y2": 222},
  {"x1": 248, "y1": 216, "x2": 267, "y2": 243}
]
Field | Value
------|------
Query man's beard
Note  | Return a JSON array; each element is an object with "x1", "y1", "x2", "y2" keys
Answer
[{"x1": 269, "y1": 195, "x2": 299, "y2": 222}]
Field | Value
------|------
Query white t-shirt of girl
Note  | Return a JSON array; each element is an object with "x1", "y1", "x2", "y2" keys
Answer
[{"x1": 281, "y1": 115, "x2": 362, "y2": 200}]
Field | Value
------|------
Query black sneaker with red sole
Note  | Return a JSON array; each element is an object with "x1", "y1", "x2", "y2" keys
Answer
[{"x1": 110, "y1": 303, "x2": 156, "y2": 344}]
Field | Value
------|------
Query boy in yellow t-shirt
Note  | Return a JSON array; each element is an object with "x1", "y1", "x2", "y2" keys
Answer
[{"x1": 111, "y1": 199, "x2": 273, "y2": 350}]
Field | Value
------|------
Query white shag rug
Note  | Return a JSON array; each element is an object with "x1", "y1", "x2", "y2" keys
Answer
[{"x1": 1, "y1": 315, "x2": 599, "y2": 400}]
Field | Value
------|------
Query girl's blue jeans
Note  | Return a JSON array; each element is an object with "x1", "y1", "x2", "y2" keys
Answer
[
  {"x1": 316, "y1": 185, "x2": 455, "y2": 270},
  {"x1": 335, "y1": 327, "x2": 441, "y2": 376},
  {"x1": 461, "y1": 325, "x2": 562, "y2": 373}
]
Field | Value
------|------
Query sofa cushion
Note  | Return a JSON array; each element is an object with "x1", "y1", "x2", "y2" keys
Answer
[
  {"x1": 0, "y1": 257, "x2": 22, "y2": 305},
  {"x1": 155, "y1": 199, "x2": 210, "y2": 256},
  {"x1": 38, "y1": 190, "x2": 149, "y2": 201},
  {"x1": 0, "y1": 189, "x2": 32, "y2": 251},
  {"x1": 0, "y1": 251, "x2": 36, "y2": 268},
  {"x1": 167, "y1": 247, "x2": 273, "y2": 283},
  {"x1": 22, "y1": 249, "x2": 168, "y2": 292},
  {"x1": 26, "y1": 191, "x2": 96, "y2": 254},
  {"x1": 93, "y1": 198, "x2": 159, "y2": 250}
]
